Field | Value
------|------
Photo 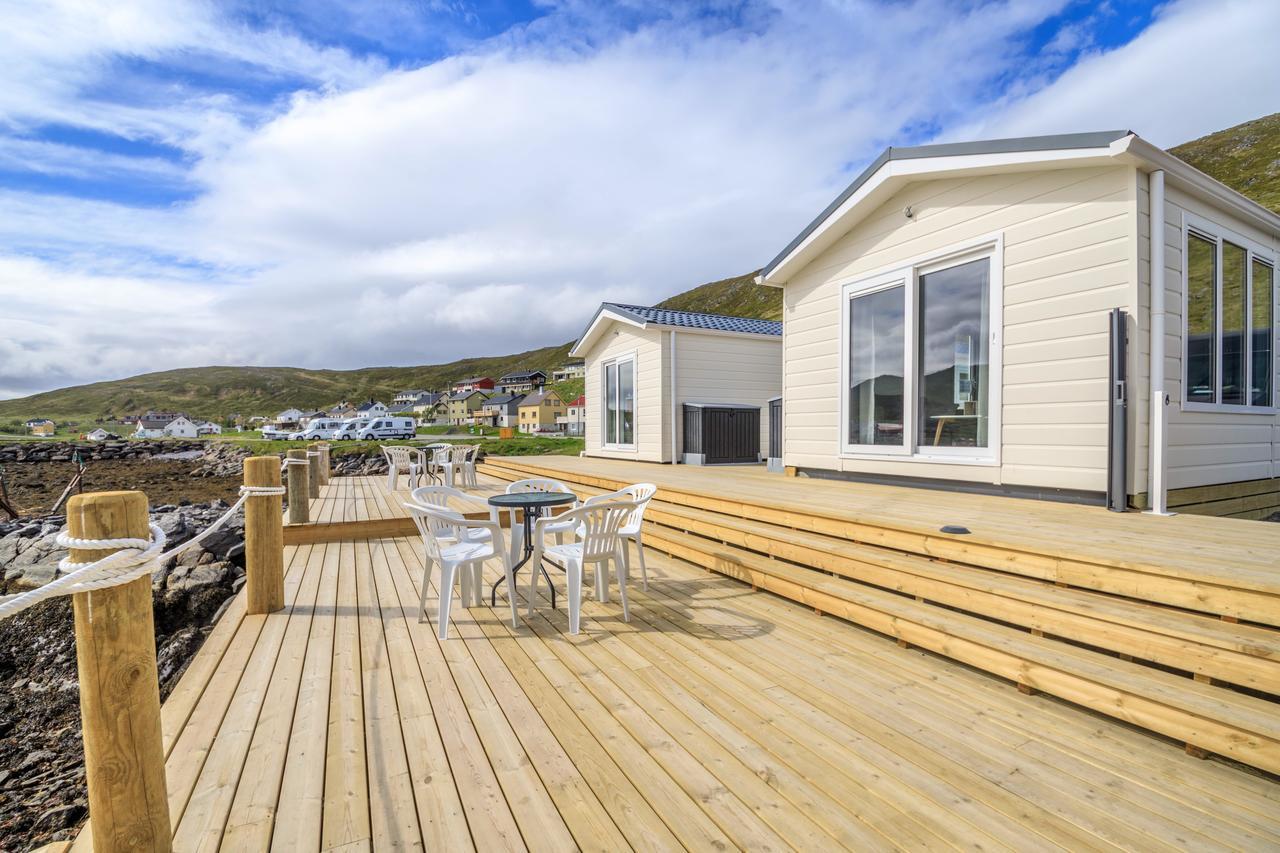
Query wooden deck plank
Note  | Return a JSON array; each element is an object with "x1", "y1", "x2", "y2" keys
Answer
[
  {"x1": 321, "y1": 544, "x2": 371, "y2": 851},
  {"x1": 354, "y1": 537, "x2": 422, "y2": 851}
]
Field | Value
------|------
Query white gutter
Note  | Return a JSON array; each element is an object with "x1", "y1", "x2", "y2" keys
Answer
[
  {"x1": 1147, "y1": 169, "x2": 1173, "y2": 516},
  {"x1": 669, "y1": 329, "x2": 678, "y2": 463}
]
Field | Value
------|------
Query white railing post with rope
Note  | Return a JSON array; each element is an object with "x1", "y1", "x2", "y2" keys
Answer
[{"x1": 285, "y1": 449, "x2": 310, "y2": 525}]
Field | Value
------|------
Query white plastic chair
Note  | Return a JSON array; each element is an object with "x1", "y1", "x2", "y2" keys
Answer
[
  {"x1": 404, "y1": 501, "x2": 515, "y2": 639},
  {"x1": 382, "y1": 445, "x2": 420, "y2": 490},
  {"x1": 417, "y1": 442, "x2": 450, "y2": 483},
  {"x1": 580, "y1": 483, "x2": 657, "y2": 590},
  {"x1": 438, "y1": 444, "x2": 480, "y2": 488},
  {"x1": 502, "y1": 477, "x2": 576, "y2": 562},
  {"x1": 529, "y1": 500, "x2": 638, "y2": 634}
]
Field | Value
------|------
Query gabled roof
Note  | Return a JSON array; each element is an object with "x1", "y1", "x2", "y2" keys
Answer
[
  {"x1": 519, "y1": 390, "x2": 561, "y2": 407},
  {"x1": 759, "y1": 129, "x2": 1280, "y2": 285},
  {"x1": 499, "y1": 369, "x2": 546, "y2": 381},
  {"x1": 570, "y1": 303, "x2": 781, "y2": 357},
  {"x1": 482, "y1": 393, "x2": 524, "y2": 407}
]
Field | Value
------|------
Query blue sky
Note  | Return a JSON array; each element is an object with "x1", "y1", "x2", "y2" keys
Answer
[{"x1": 2, "y1": 0, "x2": 1278, "y2": 399}]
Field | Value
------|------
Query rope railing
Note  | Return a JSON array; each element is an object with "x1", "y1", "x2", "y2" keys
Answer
[{"x1": 0, "y1": 482, "x2": 287, "y2": 621}]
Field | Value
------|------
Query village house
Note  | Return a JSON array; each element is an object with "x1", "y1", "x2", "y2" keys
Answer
[
  {"x1": 299, "y1": 410, "x2": 327, "y2": 426},
  {"x1": 84, "y1": 428, "x2": 118, "y2": 442},
  {"x1": 497, "y1": 369, "x2": 547, "y2": 395},
  {"x1": 135, "y1": 414, "x2": 198, "y2": 439},
  {"x1": 447, "y1": 389, "x2": 488, "y2": 425},
  {"x1": 392, "y1": 389, "x2": 426, "y2": 405},
  {"x1": 557, "y1": 394, "x2": 586, "y2": 436},
  {"x1": 328, "y1": 401, "x2": 357, "y2": 419},
  {"x1": 275, "y1": 408, "x2": 305, "y2": 429},
  {"x1": 757, "y1": 129, "x2": 1280, "y2": 516},
  {"x1": 517, "y1": 389, "x2": 566, "y2": 434},
  {"x1": 194, "y1": 421, "x2": 222, "y2": 436},
  {"x1": 409, "y1": 392, "x2": 442, "y2": 414},
  {"x1": 570, "y1": 304, "x2": 783, "y2": 463},
  {"x1": 27, "y1": 419, "x2": 55, "y2": 436},
  {"x1": 477, "y1": 393, "x2": 525, "y2": 428},
  {"x1": 452, "y1": 376, "x2": 495, "y2": 393},
  {"x1": 356, "y1": 399, "x2": 388, "y2": 418},
  {"x1": 552, "y1": 362, "x2": 586, "y2": 382}
]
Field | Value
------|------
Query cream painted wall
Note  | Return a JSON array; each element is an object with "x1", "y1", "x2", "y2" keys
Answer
[
  {"x1": 582, "y1": 321, "x2": 667, "y2": 462},
  {"x1": 1136, "y1": 173, "x2": 1280, "y2": 492},
  {"x1": 673, "y1": 331, "x2": 782, "y2": 459},
  {"x1": 781, "y1": 164, "x2": 1139, "y2": 494}
]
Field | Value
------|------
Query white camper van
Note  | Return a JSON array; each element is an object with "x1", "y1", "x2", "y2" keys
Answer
[
  {"x1": 332, "y1": 418, "x2": 372, "y2": 440},
  {"x1": 356, "y1": 417, "x2": 417, "y2": 440},
  {"x1": 290, "y1": 418, "x2": 346, "y2": 441}
]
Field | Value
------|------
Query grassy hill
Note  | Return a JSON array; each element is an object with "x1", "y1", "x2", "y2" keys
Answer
[
  {"x1": 1170, "y1": 112, "x2": 1280, "y2": 214},
  {"x1": 6, "y1": 113, "x2": 1278, "y2": 425}
]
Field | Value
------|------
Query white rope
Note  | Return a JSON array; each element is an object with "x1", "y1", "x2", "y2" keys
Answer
[
  {"x1": 305, "y1": 450, "x2": 322, "y2": 457},
  {"x1": 0, "y1": 483, "x2": 286, "y2": 620},
  {"x1": 283, "y1": 457, "x2": 311, "y2": 466}
]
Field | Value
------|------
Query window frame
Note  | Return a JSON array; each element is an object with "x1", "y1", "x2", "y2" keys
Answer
[
  {"x1": 601, "y1": 351, "x2": 638, "y2": 451},
  {"x1": 838, "y1": 235, "x2": 1004, "y2": 465},
  {"x1": 1180, "y1": 213, "x2": 1278, "y2": 415}
]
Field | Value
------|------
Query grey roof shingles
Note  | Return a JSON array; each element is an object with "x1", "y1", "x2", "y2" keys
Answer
[{"x1": 604, "y1": 303, "x2": 781, "y2": 337}]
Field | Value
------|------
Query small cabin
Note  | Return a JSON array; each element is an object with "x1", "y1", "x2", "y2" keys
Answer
[
  {"x1": 570, "y1": 303, "x2": 782, "y2": 463},
  {"x1": 758, "y1": 130, "x2": 1280, "y2": 516}
]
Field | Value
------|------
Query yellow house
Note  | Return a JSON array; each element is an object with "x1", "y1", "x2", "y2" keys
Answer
[
  {"x1": 447, "y1": 390, "x2": 488, "y2": 425},
  {"x1": 28, "y1": 419, "x2": 55, "y2": 436},
  {"x1": 517, "y1": 390, "x2": 565, "y2": 434}
]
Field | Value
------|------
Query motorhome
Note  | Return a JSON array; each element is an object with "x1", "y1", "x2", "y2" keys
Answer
[
  {"x1": 356, "y1": 416, "x2": 417, "y2": 440},
  {"x1": 289, "y1": 418, "x2": 347, "y2": 441}
]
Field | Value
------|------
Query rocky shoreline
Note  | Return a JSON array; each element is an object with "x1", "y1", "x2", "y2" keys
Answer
[{"x1": 0, "y1": 439, "x2": 208, "y2": 464}]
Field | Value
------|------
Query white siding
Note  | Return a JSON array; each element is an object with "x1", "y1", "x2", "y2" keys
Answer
[
  {"x1": 673, "y1": 331, "x2": 782, "y2": 459},
  {"x1": 1136, "y1": 174, "x2": 1280, "y2": 491},
  {"x1": 582, "y1": 321, "x2": 667, "y2": 462},
  {"x1": 782, "y1": 164, "x2": 1138, "y2": 493}
]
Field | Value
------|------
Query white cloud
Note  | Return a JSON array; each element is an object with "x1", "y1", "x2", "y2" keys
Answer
[
  {"x1": 3, "y1": 0, "x2": 1279, "y2": 403},
  {"x1": 957, "y1": 0, "x2": 1280, "y2": 146}
]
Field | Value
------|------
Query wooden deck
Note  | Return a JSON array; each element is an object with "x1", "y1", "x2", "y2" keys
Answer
[{"x1": 70, "y1": 470, "x2": 1280, "y2": 850}]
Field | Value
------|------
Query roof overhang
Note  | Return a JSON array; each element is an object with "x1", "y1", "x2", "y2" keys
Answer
[
  {"x1": 758, "y1": 131, "x2": 1280, "y2": 286},
  {"x1": 569, "y1": 304, "x2": 779, "y2": 357}
]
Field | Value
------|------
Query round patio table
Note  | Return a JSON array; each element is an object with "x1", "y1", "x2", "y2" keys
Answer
[{"x1": 487, "y1": 490, "x2": 577, "y2": 610}]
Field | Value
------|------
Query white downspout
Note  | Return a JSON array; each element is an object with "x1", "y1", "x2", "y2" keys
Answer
[
  {"x1": 669, "y1": 330, "x2": 678, "y2": 463},
  {"x1": 1148, "y1": 169, "x2": 1173, "y2": 515}
]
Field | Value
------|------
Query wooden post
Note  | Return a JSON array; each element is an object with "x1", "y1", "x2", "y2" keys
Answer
[
  {"x1": 286, "y1": 449, "x2": 309, "y2": 525},
  {"x1": 67, "y1": 490, "x2": 172, "y2": 853},
  {"x1": 243, "y1": 457, "x2": 284, "y2": 614},
  {"x1": 306, "y1": 443, "x2": 322, "y2": 500},
  {"x1": 317, "y1": 443, "x2": 331, "y2": 486}
]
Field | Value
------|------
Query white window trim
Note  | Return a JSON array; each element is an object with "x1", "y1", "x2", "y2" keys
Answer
[
  {"x1": 601, "y1": 351, "x2": 638, "y2": 451},
  {"x1": 1180, "y1": 212, "x2": 1278, "y2": 415},
  {"x1": 838, "y1": 234, "x2": 1004, "y2": 466}
]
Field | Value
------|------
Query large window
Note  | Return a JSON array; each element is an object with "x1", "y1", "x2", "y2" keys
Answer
[
  {"x1": 1183, "y1": 219, "x2": 1276, "y2": 410},
  {"x1": 602, "y1": 356, "x2": 636, "y2": 448},
  {"x1": 842, "y1": 242, "x2": 999, "y2": 461}
]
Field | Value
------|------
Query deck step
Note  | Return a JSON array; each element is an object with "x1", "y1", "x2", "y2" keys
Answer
[
  {"x1": 480, "y1": 460, "x2": 1280, "y2": 691},
  {"x1": 640, "y1": 523, "x2": 1280, "y2": 775},
  {"x1": 479, "y1": 456, "x2": 1280, "y2": 626},
  {"x1": 479, "y1": 460, "x2": 1280, "y2": 772}
]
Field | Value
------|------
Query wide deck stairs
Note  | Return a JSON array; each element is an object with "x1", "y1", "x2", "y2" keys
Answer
[{"x1": 479, "y1": 456, "x2": 1280, "y2": 777}]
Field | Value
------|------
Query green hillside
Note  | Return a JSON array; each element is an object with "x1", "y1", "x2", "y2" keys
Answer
[
  {"x1": 0, "y1": 343, "x2": 572, "y2": 423},
  {"x1": 655, "y1": 270, "x2": 780, "y2": 320},
  {"x1": 7, "y1": 113, "x2": 1279, "y2": 424},
  {"x1": 1170, "y1": 112, "x2": 1280, "y2": 214}
]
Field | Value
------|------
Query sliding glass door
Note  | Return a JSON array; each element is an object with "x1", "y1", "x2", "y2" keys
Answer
[
  {"x1": 847, "y1": 281, "x2": 907, "y2": 450},
  {"x1": 843, "y1": 246, "x2": 997, "y2": 460}
]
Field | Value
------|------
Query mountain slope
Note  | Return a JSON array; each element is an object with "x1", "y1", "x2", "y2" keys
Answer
[
  {"x1": 7, "y1": 114, "x2": 1280, "y2": 423},
  {"x1": 1170, "y1": 112, "x2": 1280, "y2": 214}
]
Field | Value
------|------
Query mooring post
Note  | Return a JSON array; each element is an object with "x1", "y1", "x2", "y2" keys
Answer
[
  {"x1": 286, "y1": 449, "x2": 309, "y2": 525},
  {"x1": 306, "y1": 442, "x2": 322, "y2": 500},
  {"x1": 317, "y1": 443, "x2": 331, "y2": 487},
  {"x1": 243, "y1": 456, "x2": 284, "y2": 614},
  {"x1": 67, "y1": 490, "x2": 172, "y2": 853}
]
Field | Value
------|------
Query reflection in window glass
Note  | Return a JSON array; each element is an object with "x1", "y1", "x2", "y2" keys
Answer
[
  {"x1": 619, "y1": 362, "x2": 635, "y2": 445},
  {"x1": 604, "y1": 363, "x2": 618, "y2": 444},
  {"x1": 918, "y1": 259, "x2": 990, "y2": 448},
  {"x1": 1186, "y1": 234, "x2": 1217, "y2": 404},
  {"x1": 848, "y1": 285, "x2": 905, "y2": 446},
  {"x1": 1254, "y1": 260, "x2": 1274, "y2": 407},
  {"x1": 1222, "y1": 242, "x2": 1247, "y2": 405}
]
